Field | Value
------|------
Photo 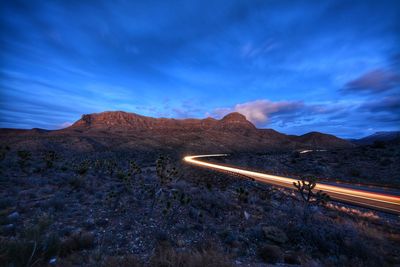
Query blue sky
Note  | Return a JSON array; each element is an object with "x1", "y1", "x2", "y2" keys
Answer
[{"x1": 1, "y1": 0, "x2": 399, "y2": 138}]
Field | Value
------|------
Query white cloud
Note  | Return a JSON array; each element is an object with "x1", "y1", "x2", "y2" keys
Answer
[
  {"x1": 212, "y1": 99, "x2": 303, "y2": 125},
  {"x1": 59, "y1": 121, "x2": 73, "y2": 128}
]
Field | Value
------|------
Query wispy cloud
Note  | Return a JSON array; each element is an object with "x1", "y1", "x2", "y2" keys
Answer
[{"x1": 344, "y1": 69, "x2": 400, "y2": 93}]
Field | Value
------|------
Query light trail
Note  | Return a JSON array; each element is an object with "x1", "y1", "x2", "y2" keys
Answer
[{"x1": 183, "y1": 154, "x2": 400, "y2": 214}]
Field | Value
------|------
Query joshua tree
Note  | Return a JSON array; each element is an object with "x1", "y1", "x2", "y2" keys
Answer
[
  {"x1": 0, "y1": 145, "x2": 10, "y2": 161},
  {"x1": 293, "y1": 175, "x2": 330, "y2": 206},
  {"x1": 74, "y1": 160, "x2": 90, "y2": 176},
  {"x1": 156, "y1": 155, "x2": 178, "y2": 185},
  {"x1": 236, "y1": 187, "x2": 249, "y2": 204},
  {"x1": 149, "y1": 155, "x2": 180, "y2": 217},
  {"x1": 105, "y1": 159, "x2": 117, "y2": 176},
  {"x1": 293, "y1": 175, "x2": 329, "y2": 221},
  {"x1": 43, "y1": 150, "x2": 57, "y2": 169},
  {"x1": 129, "y1": 160, "x2": 141, "y2": 177},
  {"x1": 116, "y1": 160, "x2": 142, "y2": 192},
  {"x1": 161, "y1": 188, "x2": 191, "y2": 225},
  {"x1": 17, "y1": 150, "x2": 32, "y2": 172}
]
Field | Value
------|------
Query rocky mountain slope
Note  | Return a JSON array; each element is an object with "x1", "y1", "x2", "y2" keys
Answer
[
  {"x1": 0, "y1": 111, "x2": 353, "y2": 153},
  {"x1": 352, "y1": 131, "x2": 400, "y2": 145}
]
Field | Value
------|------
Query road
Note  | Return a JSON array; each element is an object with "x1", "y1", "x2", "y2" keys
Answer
[{"x1": 183, "y1": 154, "x2": 400, "y2": 214}]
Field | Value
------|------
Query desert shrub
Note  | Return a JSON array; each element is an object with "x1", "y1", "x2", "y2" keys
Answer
[
  {"x1": 258, "y1": 244, "x2": 283, "y2": 263},
  {"x1": 42, "y1": 150, "x2": 57, "y2": 169},
  {"x1": 205, "y1": 182, "x2": 212, "y2": 191},
  {"x1": 349, "y1": 168, "x2": 361, "y2": 177},
  {"x1": 68, "y1": 176, "x2": 85, "y2": 189},
  {"x1": 60, "y1": 231, "x2": 95, "y2": 256},
  {"x1": 105, "y1": 159, "x2": 117, "y2": 175},
  {"x1": 278, "y1": 206, "x2": 384, "y2": 266},
  {"x1": 104, "y1": 190, "x2": 119, "y2": 207},
  {"x1": 116, "y1": 170, "x2": 131, "y2": 189},
  {"x1": 235, "y1": 187, "x2": 249, "y2": 204},
  {"x1": 191, "y1": 188, "x2": 232, "y2": 218},
  {"x1": 372, "y1": 140, "x2": 386, "y2": 149},
  {"x1": 149, "y1": 245, "x2": 232, "y2": 267},
  {"x1": 47, "y1": 193, "x2": 65, "y2": 211},
  {"x1": 102, "y1": 255, "x2": 142, "y2": 267},
  {"x1": 380, "y1": 158, "x2": 393, "y2": 166},
  {"x1": 160, "y1": 188, "x2": 191, "y2": 224},
  {"x1": 17, "y1": 150, "x2": 31, "y2": 171},
  {"x1": 129, "y1": 160, "x2": 141, "y2": 177},
  {"x1": 60, "y1": 165, "x2": 68, "y2": 172},
  {"x1": 0, "y1": 145, "x2": 10, "y2": 161},
  {"x1": 0, "y1": 213, "x2": 60, "y2": 267},
  {"x1": 74, "y1": 160, "x2": 90, "y2": 176}
]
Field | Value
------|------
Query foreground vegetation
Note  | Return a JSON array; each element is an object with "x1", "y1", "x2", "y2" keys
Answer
[{"x1": 0, "y1": 146, "x2": 399, "y2": 266}]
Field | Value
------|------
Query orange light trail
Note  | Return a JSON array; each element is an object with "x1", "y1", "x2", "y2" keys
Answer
[{"x1": 184, "y1": 154, "x2": 400, "y2": 214}]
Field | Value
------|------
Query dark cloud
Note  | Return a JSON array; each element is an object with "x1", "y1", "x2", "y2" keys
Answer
[
  {"x1": 359, "y1": 95, "x2": 400, "y2": 113},
  {"x1": 344, "y1": 69, "x2": 400, "y2": 93}
]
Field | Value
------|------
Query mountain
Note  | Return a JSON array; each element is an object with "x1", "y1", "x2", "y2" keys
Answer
[
  {"x1": 68, "y1": 111, "x2": 255, "y2": 132},
  {"x1": 353, "y1": 131, "x2": 400, "y2": 145},
  {"x1": 295, "y1": 131, "x2": 351, "y2": 148},
  {"x1": 0, "y1": 111, "x2": 353, "y2": 153}
]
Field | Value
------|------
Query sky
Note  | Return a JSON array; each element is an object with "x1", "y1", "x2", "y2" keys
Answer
[{"x1": 0, "y1": 0, "x2": 399, "y2": 138}]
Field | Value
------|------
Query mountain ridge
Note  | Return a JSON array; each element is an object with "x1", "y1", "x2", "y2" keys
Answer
[
  {"x1": 0, "y1": 111, "x2": 353, "y2": 153},
  {"x1": 352, "y1": 131, "x2": 400, "y2": 145}
]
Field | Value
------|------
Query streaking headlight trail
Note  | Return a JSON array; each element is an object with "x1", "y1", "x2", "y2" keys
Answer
[{"x1": 184, "y1": 154, "x2": 400, "y2": 214}]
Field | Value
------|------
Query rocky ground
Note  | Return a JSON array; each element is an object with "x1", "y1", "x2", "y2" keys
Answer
[{"x1": 0, "y1": 146, "x2": 400, "y2": 266}]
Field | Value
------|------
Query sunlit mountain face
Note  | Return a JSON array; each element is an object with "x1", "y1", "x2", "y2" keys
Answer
[{"x1": 1, "y1": 0, "x2": 399, "y2": 138}]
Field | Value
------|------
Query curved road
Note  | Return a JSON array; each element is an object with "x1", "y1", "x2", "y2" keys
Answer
[{"x1": 184, "y1": 154, "x2": 400, "y2": 215}]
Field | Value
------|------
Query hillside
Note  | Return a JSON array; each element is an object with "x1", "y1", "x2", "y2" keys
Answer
[{"x1": 353, "y1": 131, "x2": 400, "y2": 145}]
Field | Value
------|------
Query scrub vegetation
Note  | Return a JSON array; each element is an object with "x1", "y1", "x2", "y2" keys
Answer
[{"x1": 0, "y1": 144, "x2": 399, "y2": 267}]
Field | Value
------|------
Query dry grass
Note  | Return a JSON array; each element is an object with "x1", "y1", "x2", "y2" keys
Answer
[{"x1": 149, "y1": 245, "x2": 233, "y2": 267}]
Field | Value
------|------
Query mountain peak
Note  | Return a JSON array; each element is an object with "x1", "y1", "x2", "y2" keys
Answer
[
  {"x1": 221, "y1": 112, "x2": 247, "y2": 122},
  {"x1": 220, "y1": 112, "x2": 255, "y2": 129}
]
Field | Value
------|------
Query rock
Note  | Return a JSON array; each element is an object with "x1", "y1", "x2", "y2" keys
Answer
[
  {"x1": 262, "y1": 226, "x2": 288, "y2": 244},
  {"x1": 258, "y1": 244, "x2": 283, "y2": 263},
  {"x1": 49, "y1": 258, "x2": 57, "y2": 265},
  {"x1": 7, "y1": 211, "x2": 20, "y2": 222},
  {"x1": 244, "y1": 211, "x2": 250, "y2": 220}
]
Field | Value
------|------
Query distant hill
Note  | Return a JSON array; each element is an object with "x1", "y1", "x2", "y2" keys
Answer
[
  {"x1": 0, "y1": 111, "x2": 353, "y2": 153},
  {"x1": 353, "y1": 131, "x2": 400, "y2": 145}
]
